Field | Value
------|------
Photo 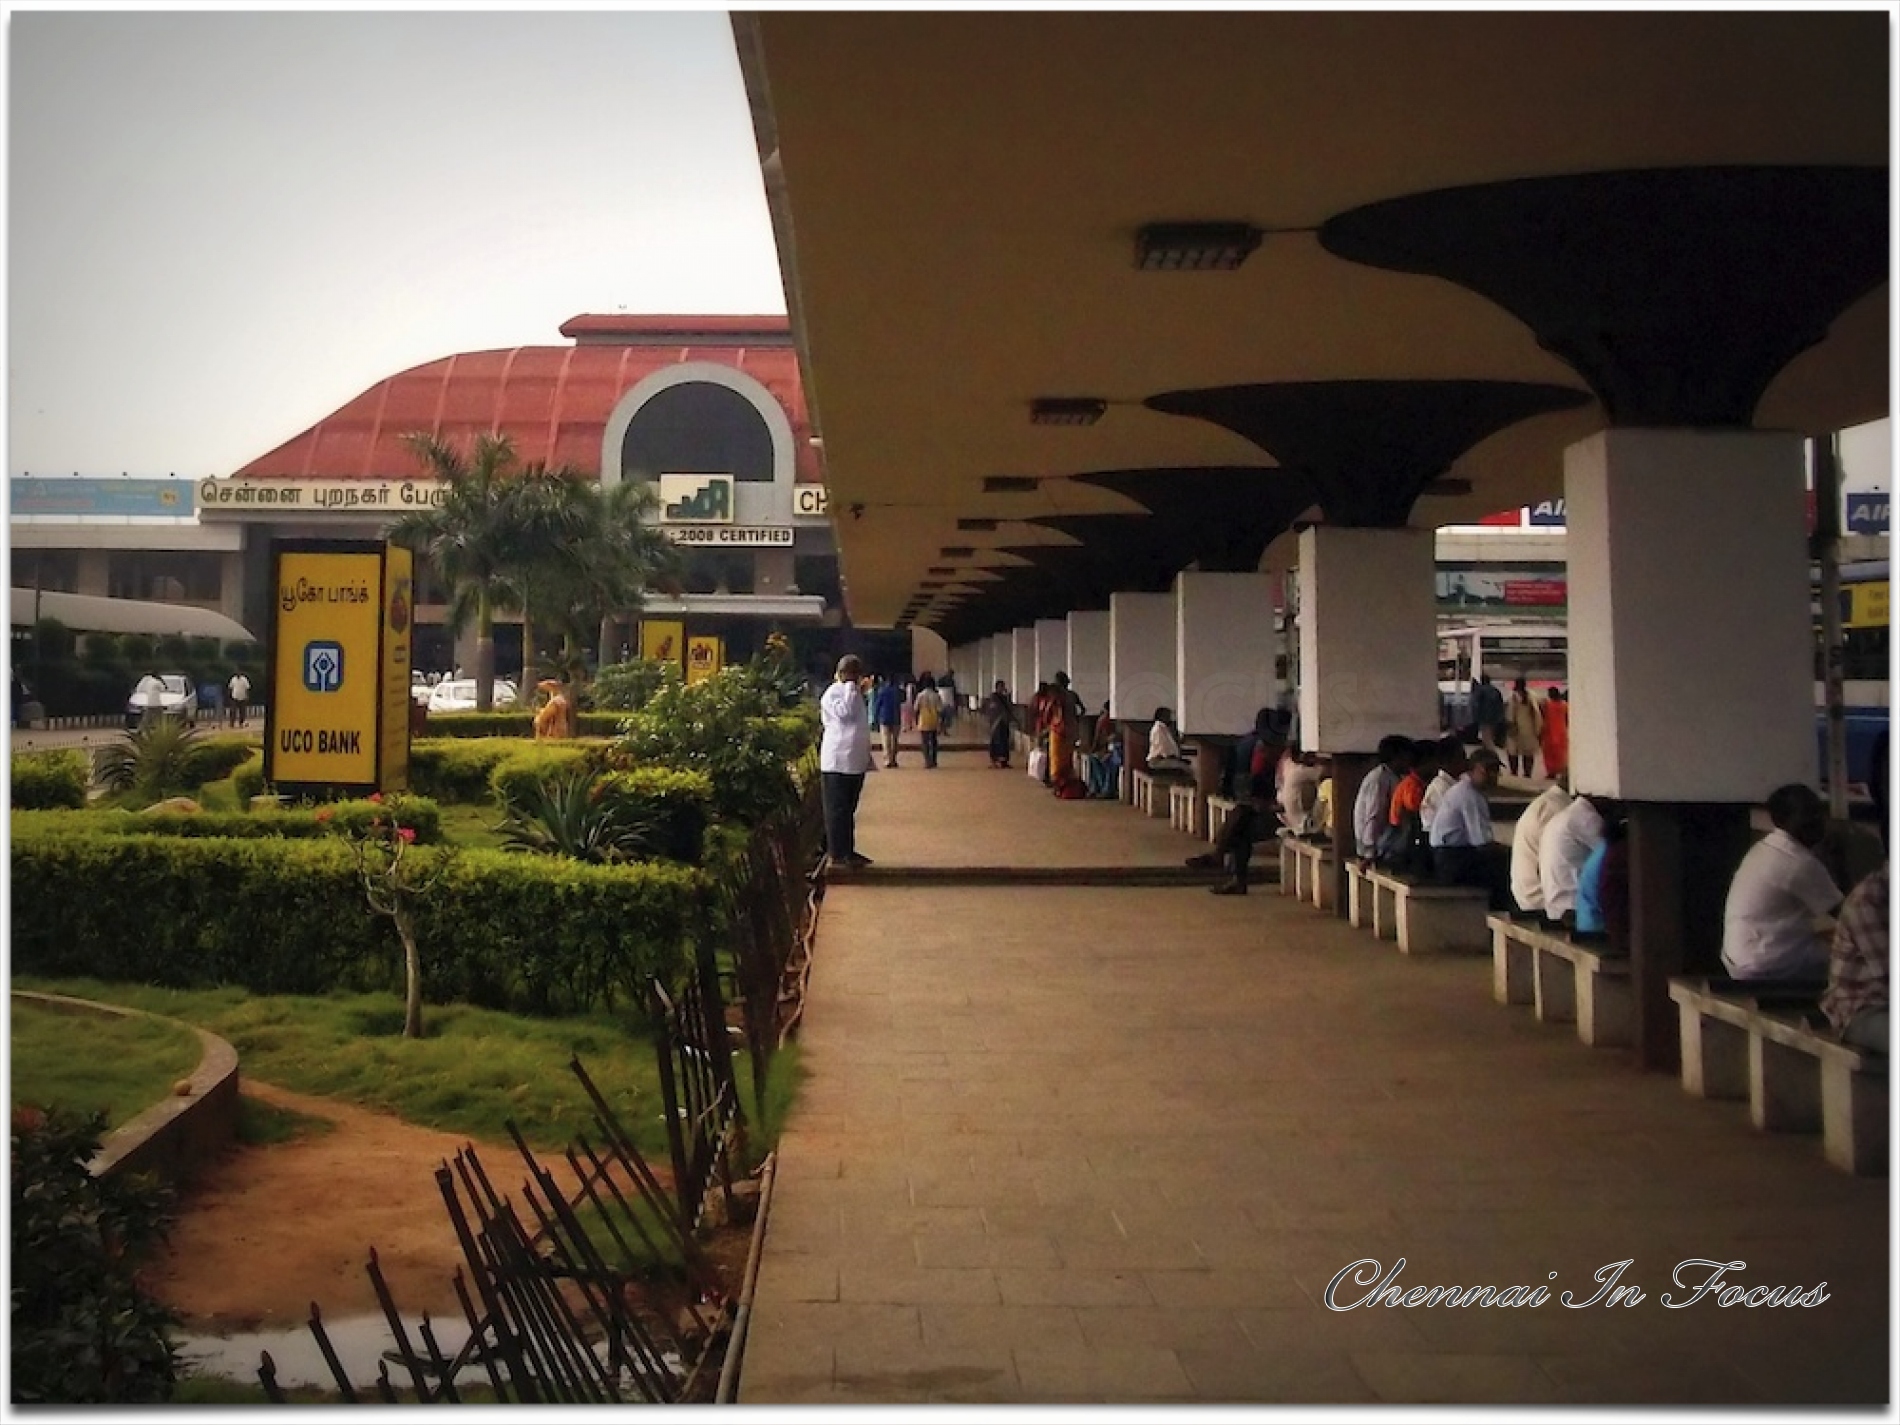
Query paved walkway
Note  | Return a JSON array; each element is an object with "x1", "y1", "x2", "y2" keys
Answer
[{"x1": 737, "y1": 749, "x2": 1889, "y2": 1406}]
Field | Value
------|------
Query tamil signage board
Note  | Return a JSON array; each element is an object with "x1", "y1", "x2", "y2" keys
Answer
[
  {"x1": 199, "y1": 477, "x2": 446, "y2": 519},
  {"x1": 641, "y1": 619, "x2": 685, "y2": 668},
  {"x1": 265, "y1": 540, "x2": 410, "y2": 795},
  {"x1": 659, "y1": 474, "x2": 734, "y2": 523},
  {"x1": 686, "y1": 635, "x2": 724, "y2": 685},
  {"x1": 792, "y1": 484, "x2": 830, "y2": 518},
  {"x1": 10, "y1": 477, "x2": 196, "y2": 519},
  {"x1": 1845, "y1": 491, "x2": 1890, "y2": 535},
  {"x1": 662, "y1": 525, "x2": 794, "y2": 547}
]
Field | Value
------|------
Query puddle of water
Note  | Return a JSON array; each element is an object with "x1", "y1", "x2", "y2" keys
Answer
[
  {"x1": 179, "y1": 1316, "x2": 688, "y2": 1395},
  {"x1": 178, "y1": 1315, "x2": 473, "y2": 1391}
]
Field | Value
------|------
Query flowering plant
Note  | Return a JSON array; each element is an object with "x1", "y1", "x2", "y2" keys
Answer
[{"x1": 337, "y1": 793, "x2": 452, "y2": 1038}]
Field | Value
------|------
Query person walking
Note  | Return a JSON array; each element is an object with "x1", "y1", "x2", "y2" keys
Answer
[
  {"x1": 986, "y1": 679, "x2": 1014, "y2": 768},
  {"x1": 913, "y1": 672, "x2": 944, "y2": 769},
  {"x1": 1503, "y1": 677, "x2": 1542, "y2": 778},
  {"x1": 1539, "y1": 687, "x2": 1570, "y2": 783},
  {"x1": 873, "y1": 675, "x2": 902, "y2": 768},
  {"x1": 1470, "y1": 673, "x2": 1506, "y2": 751},
  {"x1": 819, "y1": 655, "x2": 873, "y2": 871},
  {"x1": 227, "y1": 668, "x2": 252, "y2": 728}
]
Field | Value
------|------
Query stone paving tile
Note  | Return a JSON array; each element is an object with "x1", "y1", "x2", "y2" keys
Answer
[
  {"x1": 1012, "y1": 1344, "x2": 1195, "y2": 1401},
  {"x1": 1174, "y1": 1346, "x2": 1379, "y2": 1403},
  {"x1": 737, "y1": 762, "x2": 1889, "y2": 1406}
]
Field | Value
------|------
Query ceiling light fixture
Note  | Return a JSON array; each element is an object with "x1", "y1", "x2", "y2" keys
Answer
[
  {"x1": 983, "y1": 475, "x2": 1042, "y2": 493},
  {"x1": 1029, "y1": 398, "x2": 1107, "y2": 426},
  {"x1": 1135, "y1": 221, "x2": 1264, "y2": 271}
]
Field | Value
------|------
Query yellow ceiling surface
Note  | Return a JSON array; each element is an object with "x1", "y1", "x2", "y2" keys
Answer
[{"x1": 734, "y1": 11, "x2": 1889, "y2": 629}]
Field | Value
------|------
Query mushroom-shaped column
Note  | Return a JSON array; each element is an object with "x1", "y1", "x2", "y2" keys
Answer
[
  {"x1": 1145, "y1": 380, "x2": 1592, "y2": 910},
  {"x1": 1064, "y1": 467, "x2": 1324, "y2": 806},
  {"x1": 1320, "y1": 165, "x2": 1888, "y2": 1068}
]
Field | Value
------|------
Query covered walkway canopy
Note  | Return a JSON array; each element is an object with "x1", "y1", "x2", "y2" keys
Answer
[
  {"x1": 10, "y1": 588, "x2": 255, "y2": 643},
  {"x1": 733, "y1": 11, "x2": 1887, "y2": 628}
]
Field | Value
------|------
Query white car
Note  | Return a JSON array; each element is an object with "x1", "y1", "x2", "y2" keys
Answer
[
  {"x1": 126, "y1": 673, "x2": 198, "y2": 728},
  {"x1": 426, "y1": 679, "x2": 520, "y2": 714}
]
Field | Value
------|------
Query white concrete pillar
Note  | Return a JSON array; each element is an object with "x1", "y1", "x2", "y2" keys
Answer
[
  {"x1": 1033, "y1": 617, "x2": 1067, "y2": 690},
  {"x1": 1066, "y1": 610, "x2": 1112, "y2": 716},
  {"x1": 1010, "y1": 626, "x2": 1035, "y2": 703},
  {"x1": 1297, "y1": 526, "x2": 1438, "y2": 753},
  {"x1": 1110, "y1": 591, "x2": 1177, "y2": 726},
  {"x1": 985, "y1": 632, "x2": 1007, "y2": 697},
  {"x1": 1175, "y1": 570, "x2": 1281, "y2": 738},
  {"x1": 1566, "y1": 428, "x2": 1813, "y2": 800}
]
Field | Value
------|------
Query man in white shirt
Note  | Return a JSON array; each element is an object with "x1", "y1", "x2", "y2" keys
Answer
[
  {"x1": 1510, "y1": 778, "x2": 1573, "y2": 921},
  {"x1": 226, "y1": 669, "x2": 253, "y2": 727},
  {"x1": 1722, "y1": 783, "x2": 1842, "y2": 982},
  {"x1": 1539, "y1": 793, "x2": 1605, "y2": 929},
  {"x1": 1418, "y1": 734, "x2": 1466, "y2": 835},
  {"x1": 1353, "y1": 735, "x2": 1414, "y2": 862},
  {"x1": 818, "y1": 655, "x2": 874, "y2": 870},
  {"x1": 1428, "y1": 748, "x2": 1511, "y2": 909}
]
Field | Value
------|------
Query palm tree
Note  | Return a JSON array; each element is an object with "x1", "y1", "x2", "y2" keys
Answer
[
  {"x1": 388, "y1": 432, "x2": 552, "y2": 713},
  {"x1": 521, "y1": 475, "x2": 679, "y2": 733}
]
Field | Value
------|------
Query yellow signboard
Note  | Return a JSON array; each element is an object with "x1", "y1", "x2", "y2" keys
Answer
[
  {"x1": 641, "y1": 619, "x2": 685, "y2": 669},
  {"x1": 686, "y1": 636, "x2": 724, "y2": 685},
  {"x1": 378, "y1": 544, "x2": 413, "y2": 793},
  {"x1": 1846, "y1": 580, "x2": 1889, "y2": 631},
  {"x1": 266, "y1": 541, "x2": 407, "y2": 792}
]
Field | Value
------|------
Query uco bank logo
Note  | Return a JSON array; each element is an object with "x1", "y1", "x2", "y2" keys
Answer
[
  {"x1": 660, "y1": 474, "x2": 734, "y2": 523},
  {"x1": 303, "y1": 641, "x2": 344, "y2": 693}
]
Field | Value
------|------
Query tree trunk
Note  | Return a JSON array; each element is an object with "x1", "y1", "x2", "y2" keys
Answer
[
  {"x1": 397, "y1": 908, "x2": 423, "y2": 1039},
  {"x1": 475, "y1": 588, "x2": 495, "y2": 713},
  {"x1": 561, "y1": 634, "x2": 582, "y2": 738},
  {"x1": 520, "y1": 602, "x2": 538, "y2": 696}
]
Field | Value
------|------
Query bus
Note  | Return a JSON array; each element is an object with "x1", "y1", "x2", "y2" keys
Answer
[
  {"x1": 1818, "y1": 559, "x2": 1889, "y2": 813},
  {"x1": 1436, "y1": 622, "x2": 1567, "y2": 733}
]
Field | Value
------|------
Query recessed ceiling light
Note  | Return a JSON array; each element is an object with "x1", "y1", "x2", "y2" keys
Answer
[
  {"x1": 1135, "y1": 222, "x2": 1263, "y2": 271},
  {"x1": 983, "y1": 475, "x2": 1041, "y2": 493},
  {"x1": 1029, "y1": 398, "x2": 1106, "y2": 426}
]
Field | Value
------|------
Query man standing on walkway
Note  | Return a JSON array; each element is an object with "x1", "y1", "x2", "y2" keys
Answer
[
  {"x1": 227, "y1": 667, "x2": 252, "y2": 728},
  {"x1": 819, "y1": 655, "x2": 873, "y2": 871}
]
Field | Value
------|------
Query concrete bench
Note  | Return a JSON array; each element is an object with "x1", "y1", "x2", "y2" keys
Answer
[
  {"x1": 1278, "y1": 833, "x2": 1335, "y2": 910},
  {"x1": 1363, "y1": 869, "x2": 1491, "y2": 954},
  {"x1": 1668, "y1": 976, "x2": 1889, "y2": 1177},
  {"x1": 1132, "y1": 769, "x2": 1190, "y2": 819},
  {"x1": 1168, "y1": 781, "x2": 1206, "y2": 837},
  {"x1": 1206, "y1": 794, "x2": 1238, "y2": 844},
  {"x1": 1488, "y1": 915, "x2": 1634, "y2": 1048}
]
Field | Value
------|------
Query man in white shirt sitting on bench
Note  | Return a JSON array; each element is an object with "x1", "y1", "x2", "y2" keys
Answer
[{"x1": 1721, "y1": 783, "x2": 1842, "y2": 984}]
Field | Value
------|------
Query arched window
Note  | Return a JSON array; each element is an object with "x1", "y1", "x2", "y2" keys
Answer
[{"x1": 622, "y1": 382, "x2": 774, "y2": 483}]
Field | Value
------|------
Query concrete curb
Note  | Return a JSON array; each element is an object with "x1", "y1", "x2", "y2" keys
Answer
[{"x1": 11, "y1": 990, "x2": 240, "y2": 1185}]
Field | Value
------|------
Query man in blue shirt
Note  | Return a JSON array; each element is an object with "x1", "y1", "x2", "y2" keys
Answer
[{"x1": 1428, "y1": 748, "x2": 1512, "y2": 910}]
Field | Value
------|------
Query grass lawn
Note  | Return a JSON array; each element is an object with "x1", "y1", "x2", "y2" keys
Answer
[
  {"x1": 10, "y1": 996, "x2": 205, "y2": 1129},
  {"x1": 11, "y1": 977, "x2": 680, "y2": 1157}
]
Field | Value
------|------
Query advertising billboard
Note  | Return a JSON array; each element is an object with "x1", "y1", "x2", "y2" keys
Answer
[
  {"x1": 686, "y1": 635, "x2": 724, "y2": 685},
  {"x1": 265, "y1": 540, "x2": 409, "y2": 794},
  {"x1": 641, "y1": 619, "x2": 686, "y2": 668}
]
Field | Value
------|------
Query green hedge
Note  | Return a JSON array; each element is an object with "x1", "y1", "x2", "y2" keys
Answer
[
  {"x1": 13, "y1": 797, "x2": 445, "y2": 845},
  {"x1": 232, "y1": 754, "x2": 266, "y2": 804},
  {"x1": 598, "y1": 768, "x2": 712, "y2": 863},
  {"x1": 488, "y1": 744, "x2": 611, "y2": 811},
  {"x1": 408, "y1": 739, "x2": 533, "y2": 803},
  {"x1": 422, "y1": 712, "x2": 632, "y2": 740},
  {"x1": 10, "y1": 831, "x2": 706, "y2": 1015},
  {"x1": 11, "y1": 751, "x2": 89, "y2": 810},
  {"x1": 176, "y1": 736, "x2": 258, "y2": 790}
]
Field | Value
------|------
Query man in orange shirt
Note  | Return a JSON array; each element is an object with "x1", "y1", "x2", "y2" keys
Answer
[{"x1": 1379, "y1": 738, "x2": 1441, "y2": 875}]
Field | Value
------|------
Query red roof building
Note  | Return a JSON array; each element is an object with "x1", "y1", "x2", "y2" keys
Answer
[{"x1": 233, "y1": 314, "x2": 821, "y2": 485}]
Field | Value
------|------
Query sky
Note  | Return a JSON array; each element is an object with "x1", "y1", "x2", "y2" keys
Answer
[{"x1": 6, "y1": 7, "x2": 787, "y2": 480}]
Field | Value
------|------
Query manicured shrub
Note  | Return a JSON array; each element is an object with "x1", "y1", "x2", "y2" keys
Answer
[
  {"x1": 176, "y1": 735, "x2": 256, "y2": 789},
  {"x1": 10, "y1": 829, "x2": 706, "y2": 1014},
  {"x1": 10, "y1": 1106, "x2": 180, "y2": 1403},
  {"x1": 488, "y1": 744, "x2": 611, "y2": 812},
  {"x1": 590, "y1": 658, "x2": 681, "y2": 712},
  {"x1": 598, "y1": 767, "x2": 712, "y2": 862},
  {"x1": 424, "y1": 712, "x2": 630, "y2": 739},
  {"x1": 11, "y1": 750, "x2": 89, "y2": 810},
  {"x1": 610, "y1": 672, "x2": 816, "y2": 823},
  {"x1": 232, "y1": 754, "x2": 267, "y2": 804},
  {"x1": 408, "y1": 739, "x2": 531, "y2": 803},
  {"x1": 14, "y1": 797, "x2": 444, "y2": 845}
]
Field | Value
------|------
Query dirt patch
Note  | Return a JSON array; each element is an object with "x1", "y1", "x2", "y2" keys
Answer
[{"x1": 147, "y1": 1081, "x2": 497, "y2": 1331}]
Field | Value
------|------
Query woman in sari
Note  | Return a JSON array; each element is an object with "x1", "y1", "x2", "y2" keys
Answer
[
  {"x1": 1540, "y1": 687, "x2": 1570, "y2": 782},
  {"x1": 986, "y1": 680, "x2": 1014, "y2": 768}
]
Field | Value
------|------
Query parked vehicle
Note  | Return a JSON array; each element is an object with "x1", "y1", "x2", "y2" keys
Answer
[
  {"x1": 125, "y1": 673, "x2": 198, "y2": 728},
  {"x1": 426, "y1": 679, "x2": 520, "y2": 714}
]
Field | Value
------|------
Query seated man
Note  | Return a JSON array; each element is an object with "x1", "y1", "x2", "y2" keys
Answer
[
  {"x1": 1418, "y1": 734, "x2": 1467, "y2": 836},
  {"x1": 1721, "y1": 783, "x2": 1843, "y2": 983},
  {"x1": 1377, "y1": 738, "x2": 1441, "y2": 877},
  {"x1": 1188, "y1": 750, "x2": 1278, "y2": 895},
  {"x1": 1509, "y1": 777, "x2": 1572, "y2": 924},
  {"x1": 1570, "y1": 817, "x2": 1626, "y2": 946},
  {"x1": 1278, "y1": 744, "x2": 1323, "y2": 837},
  {"x1": 1538, "y1": 792, "x2": 1605, "y2": 932},
  {"x1": 1821, "y1": 862, "x2": 1889, "y2": 1053},
  {"x1": 1146, "y1": 706, "x2": 1191, "y2": 776},
  {"x1": 1353, "y1": 735, "x2": 1415, "y2": 866},
  {"x1": 1427, "y1": 748, "x2": 1513, "y2": 910}
]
